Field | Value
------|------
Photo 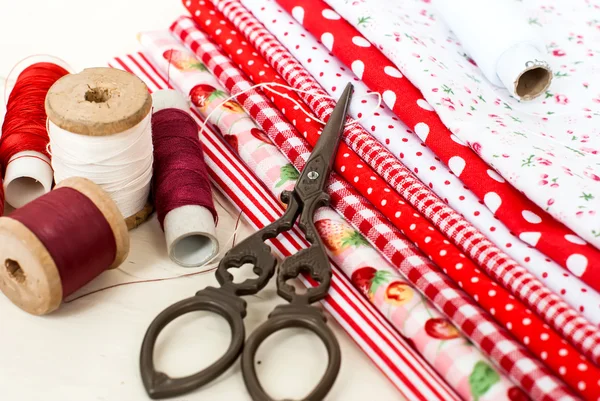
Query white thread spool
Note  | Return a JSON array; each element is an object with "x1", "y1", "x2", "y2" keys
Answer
[
  {"x1": 152, "y1": 89, "x2": 219, "y2": 267},
  {"x1": 2, "y1": 56, "x2": 72, "y2": 208},
  {"x1": 433, "y1": 0, "x2": 552, "y2": 100},
  {"x1": 45, "y1": 68, "x2": 154, "y2": 229}
]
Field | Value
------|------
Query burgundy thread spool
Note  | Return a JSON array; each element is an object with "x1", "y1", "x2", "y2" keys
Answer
[
  {"x1": 151, "y1": 90, "x2": 218, "y2": 267},
  {"x1": 0, "y1": 177, "x2": 129, "y2": 315}
]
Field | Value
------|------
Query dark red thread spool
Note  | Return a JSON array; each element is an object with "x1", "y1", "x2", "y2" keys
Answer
[
  {"x1": 0, "y1": 177, "x2": 129, "y2": 315},
  {"x1": 0, "y1": 62, "x2": 69, "y2": 208},
  {"x1": 151, "y1": 97, "x2": 218, "y2": 267}
]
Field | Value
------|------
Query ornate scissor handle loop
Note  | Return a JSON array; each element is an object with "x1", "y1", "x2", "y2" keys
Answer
[
  {"x1": 140, "y1": 287, "x2": 247, "y2": 399},
  {"x1": 241, "y1": 304, "x2": 341, "y2": 401}
]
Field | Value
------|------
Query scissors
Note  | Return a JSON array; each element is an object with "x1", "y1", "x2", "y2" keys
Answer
[{"x1": 140, "y1": 82, "x2": 354, "y2": 401}]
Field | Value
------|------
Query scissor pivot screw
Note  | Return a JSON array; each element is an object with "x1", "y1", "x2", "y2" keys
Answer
[{"x1": 307, "y1": 171, "x2": 319, "y2": 180}]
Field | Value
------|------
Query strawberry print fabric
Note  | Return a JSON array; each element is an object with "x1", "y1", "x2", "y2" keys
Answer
[
  {"x1": 134, "y1": 36, "x2": 518, "y2": 401},
  {"x1": 273, "y1": 0, "x2": 600, "y2": 296},
  {"x1": 172, "y1": 15, "x2": 579, "y2": 401},
  {"x1": 207, "y1": 0, "x2": 600, "y2": 332},
  {"x1": 323, "y1": 0, "x2": 600, "y2": 284}
]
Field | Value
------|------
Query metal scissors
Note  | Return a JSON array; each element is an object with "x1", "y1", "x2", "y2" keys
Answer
[{"x1": 140, "y1": 83, "x2": 353, "y2": 401}]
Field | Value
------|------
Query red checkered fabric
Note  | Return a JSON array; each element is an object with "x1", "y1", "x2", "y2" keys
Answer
[
  {"x1": 201, "y1": 0, "x2": 600, "y2": 368},
  {"x1": 172, "y1": 16, "x2": 576, "y2": 401}
]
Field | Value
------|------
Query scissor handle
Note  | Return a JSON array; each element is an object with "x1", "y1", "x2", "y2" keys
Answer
[
  {"x1": 241, "y1": 304, "x2": 341, "y2": 401},
  {"x1": 140, "y1": 287, "x2": 247, "y2": 399}
]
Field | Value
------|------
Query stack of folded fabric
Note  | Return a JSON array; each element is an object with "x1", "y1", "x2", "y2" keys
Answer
[{"x1": 112, "y1": 0, "x2": 600, "y2": 399}]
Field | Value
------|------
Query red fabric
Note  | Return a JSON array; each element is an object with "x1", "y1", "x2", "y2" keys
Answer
[
  {"x1": 172, "y1": 15, "x2": 578, "y2": 401},
  {"x1": 177, "y1": 5, "x2": 600, "y2": 398},
  {"x1": 206, "y1": 0, "x2": 600, "y2": 370},
  {"x1": 274, "y1": 0, "x2": 600, "y2": 293}
]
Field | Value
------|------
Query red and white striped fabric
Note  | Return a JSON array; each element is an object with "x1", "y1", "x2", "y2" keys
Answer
[
  {"x1": 199, "y1": 0, "x2": 600, "y2": 367},
  {"x1": 109, "y1": 52, "x2": 460, "y2": 401},
  {"x1": 170, "y1": 20, "x2": 577, "y2": 401}
]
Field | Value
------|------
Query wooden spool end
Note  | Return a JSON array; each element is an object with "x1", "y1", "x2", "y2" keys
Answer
[
  {"x1": 0, "y1": 177, "x2": 130, "y2": 315},
  {"x1": 45, "y1": 67, "x2": 152, "y2": 136},
  {"x1": 45, "y1": 67, "x2": 154, "y2": 227}
]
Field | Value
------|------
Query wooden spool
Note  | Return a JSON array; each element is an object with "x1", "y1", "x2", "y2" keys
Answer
[
  {"x1": 45, "y1": 67, "x2": 154, "y2": 230},
  {"x1": 0, "y1": 177, "x2": 130, "y2": 315}
]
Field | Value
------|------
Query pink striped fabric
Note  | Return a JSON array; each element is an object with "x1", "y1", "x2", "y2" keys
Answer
[
  {"x1": 110, "y1": 52, "x2": 459, "y2": 401},
  {"x1": 204, "y1": 0, "x2": 600, "y2": 368},
  {"x1": 170, "y1": 19, "x2": 576, "y2": 401}
]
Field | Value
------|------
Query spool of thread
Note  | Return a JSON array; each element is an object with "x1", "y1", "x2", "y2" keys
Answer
[
  {"x1": 152, "y1": 89, "x2": 219, "y2": 267},
  {"x1": 45, "y1": 67, "x2": 154, "y2": 230},
  {"x1": 0, "y1": 61, "x2": 69, "y2": 208},
  {"x1": 0, "y1": 177, "x2": 129, "y2": 315},
  {"x1": 433, "y1": 0, "x2": 552, "y2": 100}
]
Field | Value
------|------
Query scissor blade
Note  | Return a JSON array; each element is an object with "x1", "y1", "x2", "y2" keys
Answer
[{"x1": 299, "y1": 82, "x2": 353, "y2": 184}]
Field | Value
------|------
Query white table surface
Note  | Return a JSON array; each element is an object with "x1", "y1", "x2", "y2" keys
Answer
[{"x1": 0, "y1": 1, "x2": 403, "y2": 400}]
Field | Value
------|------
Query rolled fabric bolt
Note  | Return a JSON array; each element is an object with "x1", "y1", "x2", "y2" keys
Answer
[
  {"x1": 152, "y1": 89, "x2": 218, "y2": 267},
  {"x1": 433, "y1": 0, "x2": 552, "y2": 100}
]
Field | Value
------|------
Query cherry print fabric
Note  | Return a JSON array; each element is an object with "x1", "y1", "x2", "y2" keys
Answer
[
  {"x1": 133, "y1": 37, "x2": 520, "y2": 401},
  {"x1": 116, "y1": 52, "x2": 452, "y2": 401},
  {"x1": 189, "y1": 4, "x2": 600, "y2": 398},
  {"x1": 283, "y1": 0, "x2": 600, "y2": 296},
  {"x1": 206, "y1": 0, "x2": 600, "y2": 334},
  {"x1": 323, "y1": 0, "x2": 600, "y2": 283},
  {"x1": 172, "y1": 14, "x2": 578, "y2": 401}
]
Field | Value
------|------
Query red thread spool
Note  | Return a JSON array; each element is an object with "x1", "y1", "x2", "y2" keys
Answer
[
  {"x1": 151, "y1": 99, "x2": 218, "y2": 267},
  {"x1": 0, "y1": 62, "x2": 69, "y2": 208},
  {"x1": 0, "y1": 177, "x2": 129, "y2": 315}
]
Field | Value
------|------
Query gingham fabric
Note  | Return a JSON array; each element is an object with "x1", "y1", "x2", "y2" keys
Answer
[
  {"x1": 173, "y1": 6, "x2": 600, "y2": 396},
  {"x1": 113, "y1": 52, "x2": 458, "y2": 401},
  {"x1": 195, "y1": 0, "x2": 600, "y2": 367},
  {"x1": 171, "y1": 17, "x2": 576, "y2": 401}
]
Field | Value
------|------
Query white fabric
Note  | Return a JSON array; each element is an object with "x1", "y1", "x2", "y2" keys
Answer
[{"x1": 326, "y1": 0, "x2": 600, "y2": 248}]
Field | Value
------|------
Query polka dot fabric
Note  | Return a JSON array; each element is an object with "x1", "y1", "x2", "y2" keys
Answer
[
  {"x1": 323, "y1": 0, "x2": 600, "y2": 290},
  {"x1": 196, "y1": 0, "x2": 600, "y2": 370},
  {"x1": 275, "y1": 0, "x2": 600, "y2": 294},
  {"x1": 274, "y1": 0, "x2": 600, "y2": 328},
  {"x1": 173, "y1": 15, "x2": 577, "y2": 401},
  {"x1": 271, "y1": 0, "x2": 600, "y2": 330}
]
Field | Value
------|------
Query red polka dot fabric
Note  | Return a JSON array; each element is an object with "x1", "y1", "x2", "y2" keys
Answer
[{"x1": 272, "y1": 0, "x2": 600, "y2": 295}]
